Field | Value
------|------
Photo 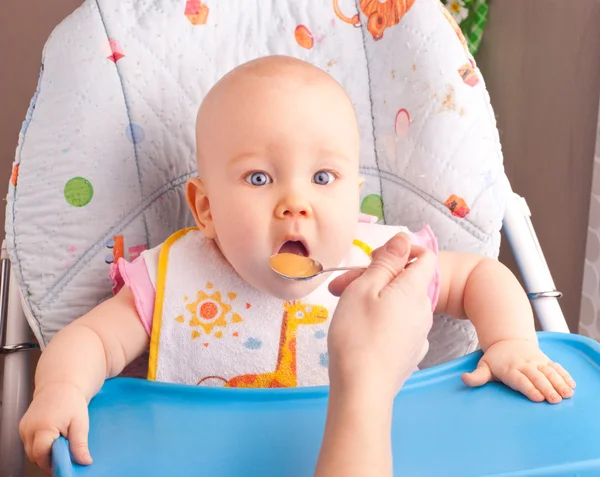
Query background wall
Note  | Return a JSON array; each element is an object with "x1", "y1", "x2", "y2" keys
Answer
[
  {"x1": 580, "y1": 106, "x2": 600, "y2": 339},
  {"x1": 477, "y1": 0, "x2": 600, "y2": 333}
]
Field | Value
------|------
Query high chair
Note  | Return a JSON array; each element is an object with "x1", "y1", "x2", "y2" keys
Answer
[{"x1": 2, "y1": 0, "x2": 594, "y2": 476}]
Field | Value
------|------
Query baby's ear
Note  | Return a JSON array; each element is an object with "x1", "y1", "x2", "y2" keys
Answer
[
  {"x1": 358, "y1": 176, "x2": 365, "y2": 189},
  {"x1": 186, "y1": 178, "x2": 216, "y2": 238}
]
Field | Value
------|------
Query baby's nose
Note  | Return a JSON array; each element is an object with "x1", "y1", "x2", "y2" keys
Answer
[{"x1": 274, "y1": 195, "x2": 313, "y2": 219}]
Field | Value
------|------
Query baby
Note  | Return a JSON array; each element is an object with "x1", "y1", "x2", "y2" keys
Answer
[{"x1": 20, "y1": 55, "x2": 575, "y2": 472}]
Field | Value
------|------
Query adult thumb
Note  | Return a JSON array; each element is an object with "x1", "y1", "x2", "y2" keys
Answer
[{"x1": 355, "y1": 233, "x2": 411, "y2": 294}]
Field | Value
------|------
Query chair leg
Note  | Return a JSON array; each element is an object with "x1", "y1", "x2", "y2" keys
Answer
[
  {"x1": 503, "y1": 192, "x2": 570, "y2": 333},
  {"x1": 0, "y1": 263, "x2": 34, "y2": 477}
]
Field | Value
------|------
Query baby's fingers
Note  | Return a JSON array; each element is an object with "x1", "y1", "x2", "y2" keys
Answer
[
  {"x1": 540, "y1": 364, "x2": 574, "y2": 399},
  {"x1": 68, "y1": 413, "x2": 93, "y2": 466},
  {"x1": 502, "y1": 369, "x2": 545, "y2": 402},
  {"x1": 20, "y1": 426, "x2": 33, "y2": 465},
  {"x1": 550, "y1": 362, "x2": 576, "y2": 389},
  {"x1": 521, "y1": 366, "x2": 562, "y2": 404},
  {"x1": 462, "y1": 361, "x2": 493, "y2": 388},
  {"x1": 32, "y1": 430, "x2": 59, "y2": 475}
]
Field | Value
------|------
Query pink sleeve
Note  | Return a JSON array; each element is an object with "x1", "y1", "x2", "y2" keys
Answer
[
  {"x1": 410, "y1": 225, "x2": 440, "y2": 312},
  {"x1": 110, "y1": 256, "x2": 156, "y2": 336},
  {"x1": 358, "y1": 212, "x2": 379, "y2": 224}
]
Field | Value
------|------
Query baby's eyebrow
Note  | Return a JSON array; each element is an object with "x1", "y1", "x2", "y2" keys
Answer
[
  {"x1": 227, "y1": 153, "x2": 265, "y2": 166},
  {"x1": 318, "y1": 151, "x2": 351, "y2": 164}
]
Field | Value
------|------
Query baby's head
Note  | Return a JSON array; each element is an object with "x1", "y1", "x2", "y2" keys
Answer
[{"x1": 186, "y1": 55, "x2": 362, "y2": 300}]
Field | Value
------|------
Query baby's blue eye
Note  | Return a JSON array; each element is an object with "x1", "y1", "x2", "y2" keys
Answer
[
  {"x1": 313, "y1": 171, "x2": 335, "y2": 185},
  {"x1": 245, "y1": 171, "x2": 272, "y2": 186}
]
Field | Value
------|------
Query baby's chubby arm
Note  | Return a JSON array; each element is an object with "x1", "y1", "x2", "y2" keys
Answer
[
  {"x1": 435, "y1": 252, "x2": 536, "y2": 349},
  {"x1": 19, "y1": 287, "x2": 148, "y2": 474},
  {"x1": 435, "y1": 252, "x2": 575, "y2": 403}
]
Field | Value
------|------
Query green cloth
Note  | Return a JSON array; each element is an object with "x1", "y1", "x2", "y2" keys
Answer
[{"x1": 443, "y1": 0, "x2": 488, "y2": 55}]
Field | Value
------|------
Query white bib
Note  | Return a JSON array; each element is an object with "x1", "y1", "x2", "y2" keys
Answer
[{"x1": 147, "y1": 223, "x2": 414, "y2": 387}]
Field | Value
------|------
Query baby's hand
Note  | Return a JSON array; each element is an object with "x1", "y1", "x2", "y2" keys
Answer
[
  {"x1": 462, "y1": 339, "x2": 576, "y2": 404},
  {"x1": 20, "y1": 383, "x2": 92, "y2": 475}
]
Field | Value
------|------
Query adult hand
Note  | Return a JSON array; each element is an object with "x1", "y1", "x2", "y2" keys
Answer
[
  {"x1": 315, "y1": 233, "x2": 437, "y2": 477},
  {"x1": 327, "y1": 232, "x2": 436, "y2": 400}
]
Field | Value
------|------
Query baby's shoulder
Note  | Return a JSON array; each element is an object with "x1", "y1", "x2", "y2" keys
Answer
[{"x1": 140, "y1": 229, "x2": 206, "y2": 288}]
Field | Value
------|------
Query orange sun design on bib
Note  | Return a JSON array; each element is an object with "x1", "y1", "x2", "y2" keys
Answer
[{"x1": 175, "y1": 282, "x2": 244, "y2": 340}]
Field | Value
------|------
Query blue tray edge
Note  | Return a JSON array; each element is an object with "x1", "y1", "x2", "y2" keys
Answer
[{"x1": 51, "y1": 332, "x2": 600, "y2": 476}]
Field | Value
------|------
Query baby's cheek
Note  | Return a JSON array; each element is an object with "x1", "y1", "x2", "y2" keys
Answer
[
  {"x1": 213, "y1": 218, "x2": 257, "y2": 264},
  {"x1": 325, "y1": 217, "x2": 357, "y2": 264},
  {"x1": 217, "y1": 206, "x2": 260, "y2": 241}
]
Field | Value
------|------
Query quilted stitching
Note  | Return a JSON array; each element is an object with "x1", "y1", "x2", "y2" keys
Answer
[
  {"x1": 6, "y1": 0, "x2": 507, "y2": 366},
  {"x1": 96, "y1": 1, "x2": 152, "y2": 249}
]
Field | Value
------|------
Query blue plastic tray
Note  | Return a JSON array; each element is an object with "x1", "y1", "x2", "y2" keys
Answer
[{"x1": 52, "y1": 332, "x2": 600, "y2": 476}]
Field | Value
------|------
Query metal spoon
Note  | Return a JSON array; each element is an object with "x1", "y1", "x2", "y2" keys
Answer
[{"x1": 269, "y1": 252, "x2": 416, "y2": 281}]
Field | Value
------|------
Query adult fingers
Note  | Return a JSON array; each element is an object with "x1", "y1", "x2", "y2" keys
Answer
[
  {"x1": 328, "y1": 269, "x2": 365, "y2": 297},
  {"x1": 352, "y1": 233, "x2": 411, "y2": 295},
  {"x1": 388, "y1": 244, "x2": 436, "y2": 294},
  {"x1": 418, "y1": 339, "x2": 430, "y2": 363}
]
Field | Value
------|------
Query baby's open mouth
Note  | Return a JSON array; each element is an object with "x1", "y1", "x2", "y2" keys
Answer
[{"x1": 278, "y1": 240, "x2": 308, "y2": 257}]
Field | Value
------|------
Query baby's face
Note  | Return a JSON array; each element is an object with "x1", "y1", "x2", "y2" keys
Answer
[{"x1": 190, "y1": 61, "x2": 361, "y2": 299}]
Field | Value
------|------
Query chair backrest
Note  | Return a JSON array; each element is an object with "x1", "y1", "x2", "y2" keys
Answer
[{"x1": 5, "y1": 0, "x2": 509, "y2": 365}]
